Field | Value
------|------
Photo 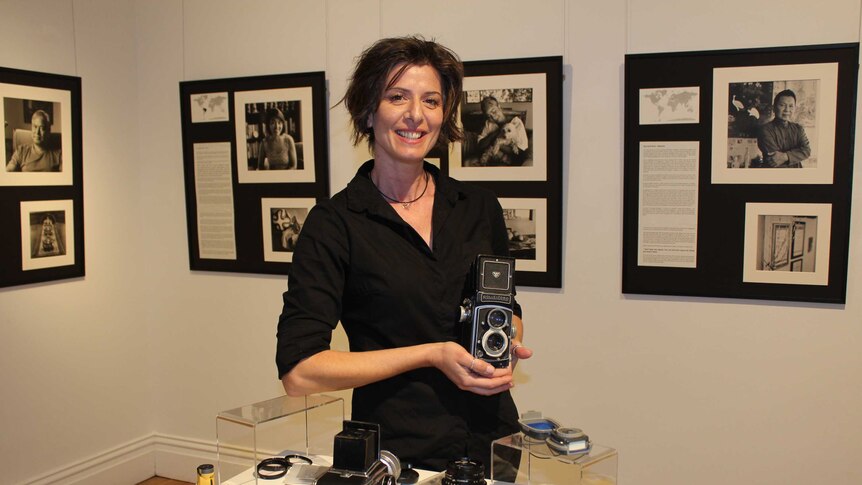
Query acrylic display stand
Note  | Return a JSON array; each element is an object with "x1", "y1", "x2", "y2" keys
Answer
[
  {"x1": 490, "y1": 433, "x2": 618, "y2": 485},
  {"x1": 216, "y1": 394, "x2": 344, "y2": 485}
]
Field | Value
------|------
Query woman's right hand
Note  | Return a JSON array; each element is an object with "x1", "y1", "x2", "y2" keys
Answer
[{"x1": 430, "y1": 341, "x2": 514, "y2": 396}]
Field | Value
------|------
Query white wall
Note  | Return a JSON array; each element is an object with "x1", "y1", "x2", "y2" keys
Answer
[
  {"x1": 1, "y1": 0, "x2": 860, "y2": 484},
  {"x1": 0, "y1": 1, "x2": 152, "y2": 484}
]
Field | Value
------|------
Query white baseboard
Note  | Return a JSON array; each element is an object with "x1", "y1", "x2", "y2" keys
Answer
[{"x1": 22, "y1": 433, "x2": 219, "y2": 485}]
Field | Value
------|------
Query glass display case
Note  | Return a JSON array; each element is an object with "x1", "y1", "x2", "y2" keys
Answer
[
  {"x1": 216, "y1": 394, "x2": 344, "y2": 485},
  {"x1": 490, "y1": 433, "x2": 617, "y2": 485}
]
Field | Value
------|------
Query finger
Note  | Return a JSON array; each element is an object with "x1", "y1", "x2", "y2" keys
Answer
[
  {"x1": 468, "y1": 359, "x2": 495, "y2": 377},
  {"x1": 514, "y1": 345, "x2": 533, "y2": 360}
]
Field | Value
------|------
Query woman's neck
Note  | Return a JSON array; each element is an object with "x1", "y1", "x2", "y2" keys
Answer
[{"x1": 370, "y1": 159, "x2": 427, "y2": 200}]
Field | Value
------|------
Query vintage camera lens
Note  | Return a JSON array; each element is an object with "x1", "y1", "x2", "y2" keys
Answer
[
  {"x1": 442, "y1": 458, "x2": 486, "y2": 485},
  {"x1": 486, "y1": 309, "x2": 508, "y2": 328},
  {"x1": 481, "y1": 328, "x2": 508, "y2": 358}
]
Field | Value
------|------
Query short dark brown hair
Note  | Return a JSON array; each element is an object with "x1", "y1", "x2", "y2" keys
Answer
[{"x1": 341, "y1": 35, "x2": 464, "y2": 152}]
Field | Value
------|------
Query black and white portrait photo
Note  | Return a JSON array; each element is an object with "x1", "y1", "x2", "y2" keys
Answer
[
  {"x1": 450, "y1": 71, "x2": 549, "y2": 182},
  {"x1": 460, "y1": 88, "x2": 533, "y2": 168},
  {"x1": 712, "y1": 63, "x2": 838, "y2": 184},
  {"x1": 243, "y1": 100, "x2": 303, "y2": 171},
  {"x1": 234, "y1": 87, "x2": 317, "y2": 184},
  {"x1": 1, "y1": 81, "x2": 74, "y2": 187},
  {"x1": 726, "y1": 79, "x2": 819, "y2": 169},
  {"x1": 261, "y1": 197, "x2": 315, "y2": 263},
  {"x1": 19, "y1": 199, "x2": 76, "y2": 271},
  {"x1": 4, "y1": 98, "x2": 62, "y2": 173}
]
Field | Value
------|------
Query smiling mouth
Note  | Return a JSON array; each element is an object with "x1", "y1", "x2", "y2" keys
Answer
[{"x1": 396, "y1": 130, "x2": 425, "y2": 140}]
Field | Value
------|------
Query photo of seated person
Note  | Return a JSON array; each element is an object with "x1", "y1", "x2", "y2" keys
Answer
[
  {"x1": 276, "y1": 35, "x2": 532, "y2": 473},
  {"x1": 257, "y1": 107, "x2": 298, "y2": 170},
  {"x1": 756, "y1": 89, "x2": 811, "y2": 168},
  {"x1": 462, "y1": 96, "x2": 530, "y2": 167},
  {"x1": 6, "y1": 109, "x2": 62, "y2": 172}
]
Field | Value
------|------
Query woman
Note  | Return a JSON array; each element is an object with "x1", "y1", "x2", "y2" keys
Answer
[
  {"x1": 276, "y1": 36, "x2": 532, "y2": 471},
  {"x1": 258, "y1": 107, "x2": 298, "y2": 170}
]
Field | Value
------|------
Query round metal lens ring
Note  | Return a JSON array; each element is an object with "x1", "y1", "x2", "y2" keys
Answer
[
  {"x1": 283, "y1": 454, "x2": 313, "y2": 466},
  {"x1": 256, "y1": 457, "x2": 288, "y2": 480},
  {"x1": 481, "y1": 328, "x2": 508, "y2": 358},
  {"x1": 256, "y1": 454, "x2": 312, "y2": 480}
]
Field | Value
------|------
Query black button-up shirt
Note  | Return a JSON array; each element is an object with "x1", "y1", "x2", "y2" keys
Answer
[{"x1": 276, "y1": 160, "x2": 520, "y2": 470}]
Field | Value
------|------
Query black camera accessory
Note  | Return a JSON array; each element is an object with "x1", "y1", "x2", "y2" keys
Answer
[
  {"x1": 546, "y1": 427, "x2": 591, "y2": 455},
  {"x1": 517, "y1": 410, "x2": 562, "y2": 440},
  {"x1": 332, "y1": 421, "x2": 380, "y2": 473},
  {"x1": 441, "y1": 457, "x2": 486, "y2": 485},
  {"x1": 256, "y1": 454, "x2": 314, "y2": 480},
  {"x1": 459, "y1": 254, "x2": 516, "y2": 369},
  {"x1": 317, "y1": 420, "x2": 401, "y2": 485},
  {"x1": 396, "y1": 463, "x2": 419, "y2": 484}
]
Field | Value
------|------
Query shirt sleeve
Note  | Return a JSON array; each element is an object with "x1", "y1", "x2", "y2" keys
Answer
[
  {"x1": 6, "y1": 146, "x2": 23, "y2": 171},
  {"x1": 787, "y1": 124, "x2": 811, "y2": 165},
  {"x1": 276, "y1": 202, "x2": 349, "y2": 379}
]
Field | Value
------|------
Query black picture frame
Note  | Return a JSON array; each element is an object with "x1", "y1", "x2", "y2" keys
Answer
[
  {"x1": 179, "y1": 71, "x2": 329, "y2": 275},
  {"x1": 438, "y1": 56, "x2": 563, "y2": 288},
  {"x1": 0, "y1": 66, "x2": 84, "y2": 288},
  {"x1": 623, "y1": 43, "x2": 858, "y2": 303}
]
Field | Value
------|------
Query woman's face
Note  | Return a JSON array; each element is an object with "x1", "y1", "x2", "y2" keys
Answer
[
  {"x1": 269, "y1": 118, "x2": 285, "y2": 135},
  {"x1": 774, "y1": 95, "x2": 796, "y2": 122},
  {"x1": 369, "y1": 63, "x2": 444, "y2": 166}
]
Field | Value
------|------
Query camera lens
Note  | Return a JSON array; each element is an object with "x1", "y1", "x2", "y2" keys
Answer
[
  {"x1": 486, "y1": 309, "x2": 508, "y2": 328},
  {"x1": 481, "y1": 328, "x2": 508, "y2": 358},
  {"x1": 442, "y1": 458, "x2": 486, "y2": 485}
]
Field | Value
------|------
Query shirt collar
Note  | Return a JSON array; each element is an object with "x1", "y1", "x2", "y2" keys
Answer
[{"x1": 346, "y1": 159, "x2": 461, "y2": 215}]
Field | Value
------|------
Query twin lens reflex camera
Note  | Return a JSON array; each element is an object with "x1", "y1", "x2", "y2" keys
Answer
[{"x1": 458, "y1": 254, "x2": 516, "y2": 369}]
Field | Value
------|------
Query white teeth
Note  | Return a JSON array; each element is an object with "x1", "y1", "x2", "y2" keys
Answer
[{"x1": 397, "y1": 130, "x2": 422, "y2": 139}]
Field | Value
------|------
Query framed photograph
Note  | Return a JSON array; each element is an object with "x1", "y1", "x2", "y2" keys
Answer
[
  {"x1": 261, "y1": 197, "x2": 315, "y2": 263},
  {"x1": 499, "y1": 198, "x2": 547, "y2": 273},
  {"x1": 442, "y1": 56, "x2": 563, "y2": 288},
  {"x1": 742, "y1": 203, "x2": 831, "y2": 286},
  {"x1": 20, "y1": 199, "x2": 75, "y2": 271},
  {"x1": 0, "y1": 66, "x2": 84, "y2": 288},
  {"x1": 712, "y1": 62, "x2": 838, "y2": 184},
  {"x1": 623, "y1": 44, "x2": 856, "y2": 303},
  {"x1": 234, "y1": 87, "x2": 317, "y2": 184},
  {"x1": 180, "y1": 72, "x2": 329, "y2": 275}
]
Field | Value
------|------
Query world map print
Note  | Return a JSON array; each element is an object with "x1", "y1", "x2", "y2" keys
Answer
[
  {"x1": 190, "y1": 92, "x2": 229, "y2": 123},
  {"x1": 639, "y1": 86, "x2": 699, "y2": 125}
]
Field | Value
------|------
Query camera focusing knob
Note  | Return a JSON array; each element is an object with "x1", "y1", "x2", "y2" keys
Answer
[{"x1": 458, "y1": 298, "x2": 473, "y2": 323}]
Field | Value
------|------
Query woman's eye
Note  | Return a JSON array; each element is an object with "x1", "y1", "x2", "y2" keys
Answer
[
  {"x1": 424, "y1": 98, "x2": 441, "y2": 108},
  {"x1": 387, "y1": 93, "x2": 406, "y2": 103}
]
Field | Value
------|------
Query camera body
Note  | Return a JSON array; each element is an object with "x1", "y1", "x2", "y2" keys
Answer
[
  {"x1": 459, "y1": 254, "x2": 516, "y2": 369},
  {"x1": 314, "y1": 421, "x2": 400, "y2": 485}
]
